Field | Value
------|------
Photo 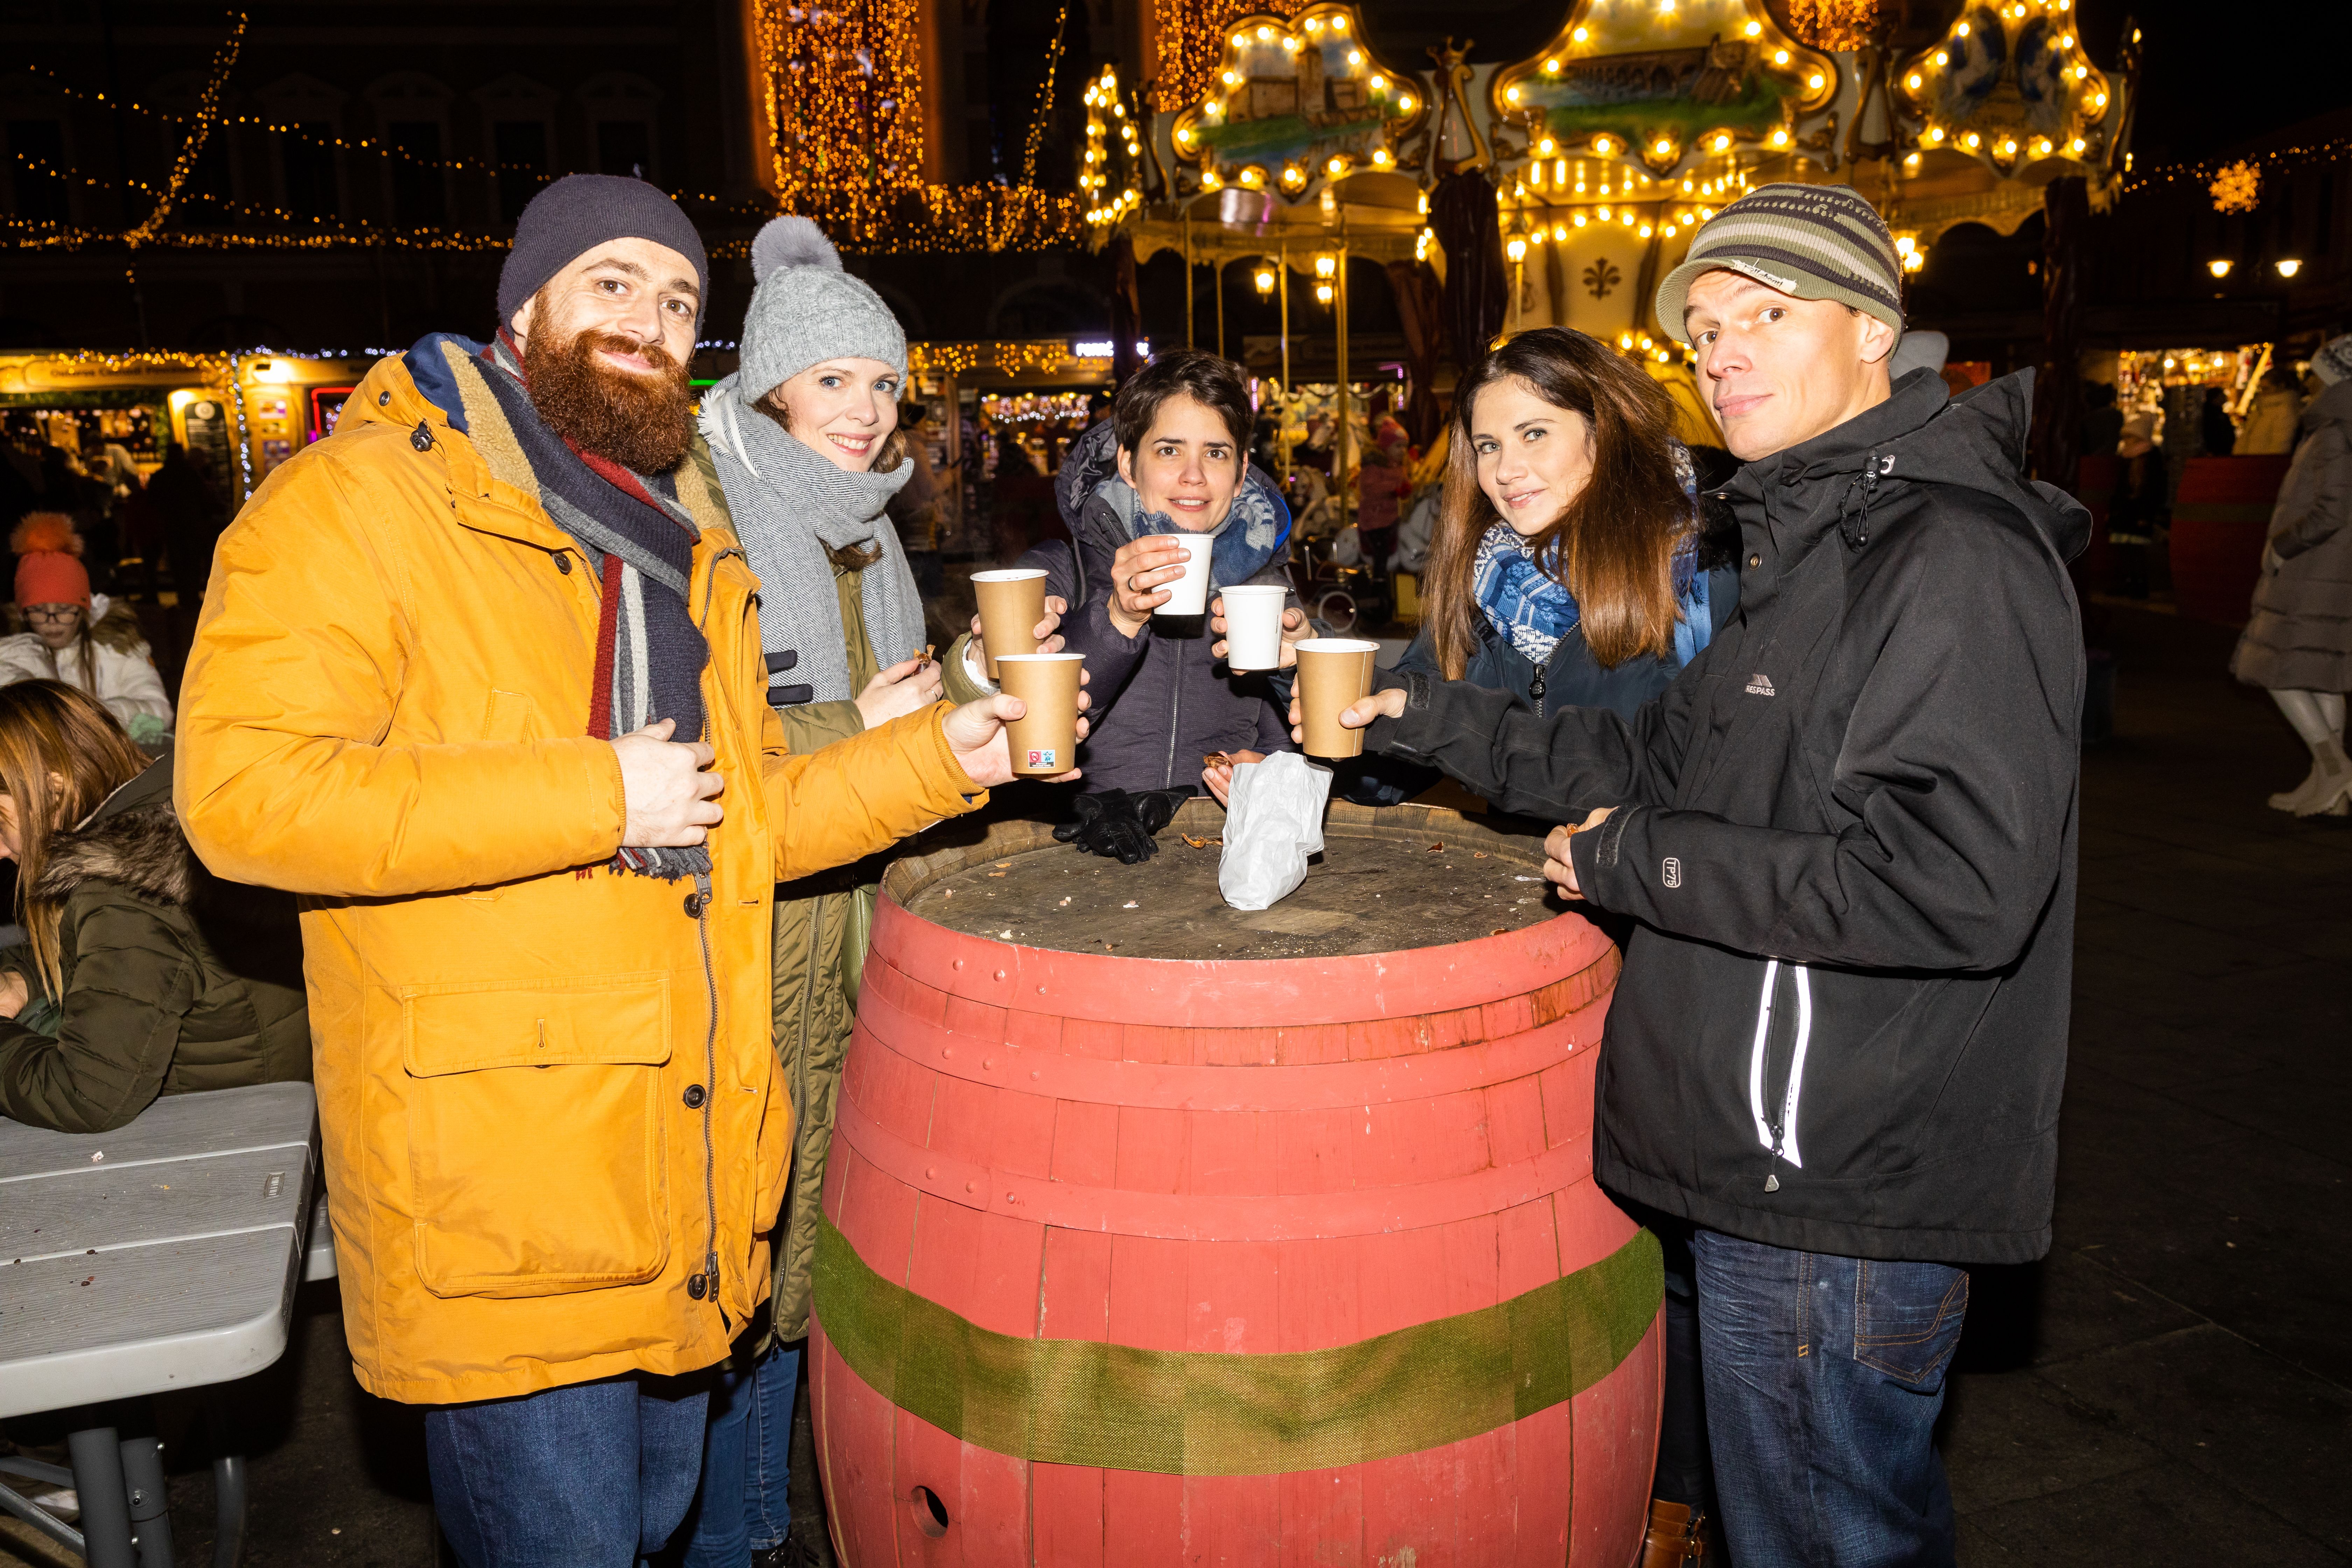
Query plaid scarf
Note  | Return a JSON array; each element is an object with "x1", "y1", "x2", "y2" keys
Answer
[{"x1": 476, "y1": 333, "x2": 711, "y2": 881}]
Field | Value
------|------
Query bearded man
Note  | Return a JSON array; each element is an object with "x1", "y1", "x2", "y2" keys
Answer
[{"x1": 174, "y1": 176, "x2": 1072, "y2": 1566}]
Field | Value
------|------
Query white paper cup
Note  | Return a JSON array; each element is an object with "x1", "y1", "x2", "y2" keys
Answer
[
  {"x1": 1154, "y1": 534, "x2": 1213, "y2": 616},
  {"x1": 1220, "y1": 585, "x2": 1289, "y2": 671}
]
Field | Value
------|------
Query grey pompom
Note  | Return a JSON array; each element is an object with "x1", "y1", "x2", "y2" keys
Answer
[{"x1": 751, "y1": 216, "x2": 842, "y2": 284}]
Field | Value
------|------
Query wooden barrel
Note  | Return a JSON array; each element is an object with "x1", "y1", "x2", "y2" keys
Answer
[
  {"x1": 812, "y1": 800, "x2": 1662, "y2": 1567},
  {"x1": 2171, "y1": 454, "x2": 2290, "y2": 624}
]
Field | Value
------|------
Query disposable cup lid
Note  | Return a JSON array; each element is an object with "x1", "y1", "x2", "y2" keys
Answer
[
  {"x1": 1297, "y1": 637, "x2": 1380, "y2": 653},
  {"x1": 996, "y1": 652, "x2": 1084, "y2": 662},
  {"x1": 973, "y1": 568, "x2": 1048, "y2": 582}
]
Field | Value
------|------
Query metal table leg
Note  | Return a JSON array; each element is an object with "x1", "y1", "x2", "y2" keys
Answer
[
  {"x1": 67, "y1": 1423, "x2": 138, "y2": 1568},
  {"x1": 210, "y1": 1453, "x2": 246, "y2": 1568},
  {"x1": 0, "y1": 1457, "x2": 85, "y2": 1558},
  {"x1": 119, "y1": 1434, "x2": 176, "y2": 1567}
]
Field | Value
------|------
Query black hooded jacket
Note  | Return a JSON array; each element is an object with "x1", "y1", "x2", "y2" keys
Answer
[{"x1": 1366, "y1": 370, "x2": 2086, "y2": 1264}]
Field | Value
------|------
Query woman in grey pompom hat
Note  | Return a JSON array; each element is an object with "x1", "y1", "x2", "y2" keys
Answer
[{"x1": 685, "y1": 215, "x2": 1071, "y2": 1567}]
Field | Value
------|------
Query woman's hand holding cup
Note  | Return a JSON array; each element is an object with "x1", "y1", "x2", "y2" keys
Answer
[
  {"x1": 944, "y1": 668, "x2": 1093, "y2": 785},
  {"x1": 1106, "y1": 536, "x2": 1190, "y2": 637},
  {"x1": 967, "y1": 594, "x2": 1068, "y2": 682},
  {"x1": 1210, "y1": 595, "x2": 1309, "y2": 667}
]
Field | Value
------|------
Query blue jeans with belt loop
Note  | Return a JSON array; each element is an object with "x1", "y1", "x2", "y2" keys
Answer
[
  {"x1": 1692, "y1": 1228, "x2": 1969, "y2": 1568},
  {"x1": 681, "y1": 1340, "x2": 801, "y2": 1565},
  {"x1": 423, "y1": 1371, "x2": 710, "y2": 1568}
]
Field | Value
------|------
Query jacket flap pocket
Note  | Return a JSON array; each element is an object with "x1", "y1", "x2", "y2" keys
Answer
[{"x1": 402, "y1": 975, "x2": 672, "y2": 1076}]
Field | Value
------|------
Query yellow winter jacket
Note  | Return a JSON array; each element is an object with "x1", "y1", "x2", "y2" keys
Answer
[{"x1": 174, "y1": 339, "x2": 984, "y2": 1405}]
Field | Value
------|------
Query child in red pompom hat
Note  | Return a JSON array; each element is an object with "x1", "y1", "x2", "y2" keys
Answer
[{"x1": 2, "y1": 513, "x2": 173, "y2": 739}]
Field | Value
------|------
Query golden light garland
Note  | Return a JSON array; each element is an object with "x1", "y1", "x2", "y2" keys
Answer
[
  {"x1": 1782, "y1": 0, "x2": 1879, "y2": 52},
  {"x1": 1082, "y1": 66, "x2": 1144, "y2": 229},
  {"x1": 125, "y1": 12, "x2": 243, "y2": 244},
  {"x1": 1892, "y1": 0, "x2": 2111, "y2": 178},
  {"x1": 1153, "y1": 0, "x2": 1264, "y2": 110},
  {"x1": 907, "y1": 339, "x2": 1107, "y2": 378}
]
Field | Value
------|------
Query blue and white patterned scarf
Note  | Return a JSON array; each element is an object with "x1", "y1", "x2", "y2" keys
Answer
[{"x1": 1471, "y1": 443, "x2": 1712, "y2": 667}]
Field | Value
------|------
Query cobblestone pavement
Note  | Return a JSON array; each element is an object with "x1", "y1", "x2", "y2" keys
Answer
[{"x1": 5, "y1": 605, "x2": 2346, "y2": 1567}]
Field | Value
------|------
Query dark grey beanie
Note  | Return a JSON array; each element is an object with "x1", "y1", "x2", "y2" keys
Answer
[{"x1": 497, "y1": 173, "x2": 709, "y2": 328}]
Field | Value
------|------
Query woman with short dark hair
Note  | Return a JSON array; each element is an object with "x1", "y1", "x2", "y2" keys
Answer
[{"x1": 946, "y1": 348, "x2": 1307, "y2": 860}]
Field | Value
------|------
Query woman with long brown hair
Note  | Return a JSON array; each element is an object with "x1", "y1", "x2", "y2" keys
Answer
[
  {"x1": 1330, "y1": 327, "x2": 1738, "y2": 808},
  {"x1": 0, "y1": 680, "x2": 307, "y2": 1133}
]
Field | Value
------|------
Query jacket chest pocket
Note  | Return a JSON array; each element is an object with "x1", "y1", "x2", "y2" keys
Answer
[{"x1": 403, "y1": 974, "x2": 672, "y2": 1298}]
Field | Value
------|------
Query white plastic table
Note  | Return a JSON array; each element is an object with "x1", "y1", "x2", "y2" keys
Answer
[{"x1": 0, "y1": 1082, "x2": 320, "y2": 1567}]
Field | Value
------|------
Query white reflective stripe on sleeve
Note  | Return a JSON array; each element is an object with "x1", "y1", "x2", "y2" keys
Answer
[
  {"x1": 1778, "y1": 964, "x2": 1814, "y2": 1170},
  {"x1": 1747, "y1": 958, "x2": 1779, "y2": 1154}
]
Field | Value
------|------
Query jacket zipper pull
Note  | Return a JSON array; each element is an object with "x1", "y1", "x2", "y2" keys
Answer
[
  {"x1": 1764, "y1": 1172, "x2": 1780, "y2": 1192},
  {"x1": 1529, "y1": 664, "x2": 1546, "y2": 718}
]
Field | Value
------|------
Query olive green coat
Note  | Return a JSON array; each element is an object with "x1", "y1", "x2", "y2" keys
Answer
[
  {"x1": 0, "y1": 754, "x2": 310, "y2": 1134},
  {"x1": 768, "y1": 561, "x2": 884, "y2": 1343}
]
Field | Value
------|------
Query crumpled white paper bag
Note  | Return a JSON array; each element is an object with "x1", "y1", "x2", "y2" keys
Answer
[{"x1": 1218, "y1": 751, "x2": 1334, "y2": 911}]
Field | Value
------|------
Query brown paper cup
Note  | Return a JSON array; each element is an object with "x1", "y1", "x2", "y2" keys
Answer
[
  {"x1": 997, "y1": 653, "x2": 1084, "y2": 776},
  {"x1": 973, "y1": 568, "x2": 1048, "y2": 679},
  {"x1": 1294, "y1": 638, "x2": 1379, "y2": 758}
]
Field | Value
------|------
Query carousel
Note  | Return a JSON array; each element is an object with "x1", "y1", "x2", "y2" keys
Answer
[{"x1": 1095, "y1": 0, "x2": 2139, "y2": 504}]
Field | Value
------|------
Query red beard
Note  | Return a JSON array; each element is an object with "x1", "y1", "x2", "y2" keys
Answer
[{"x1": 523, "y1": 325, "x2": 694, "y2": 475}]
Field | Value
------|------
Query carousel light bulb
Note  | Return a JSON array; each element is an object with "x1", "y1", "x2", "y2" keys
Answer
[
  {"x1": 1306, "y1": 16, "x2": 1322, "y2": 30},
  {"x1": 1540, "y1": 137, "x2": 1557, "y2": 155},
  {"x1": 1934, "y1": 50, "x2": 1949, "y2": 65},
  {"x1": 1598, "y1": 205, "x2": 1612, "y2": 220},
  {"x1": 1554, "y1": 223, "x2": 1567, "y2": 240},
  {"x1": 2279, "y1": 259, "x2": 2304, "y2": 278},
  {"x1": 1770, "y1": 128, "x2": 1789, "y2": 146},
  {"x1": 1744, "y1": 19, "x2": 1761, "y2": 36},
  {"x1": 1640, "y1": 222, "x2": 1653, "y2": 237},
  {"x1": 1316, "y1": 253, "x2": 1337, "y2": 278},
  {"x1": 1662, "y1": 223, "x2": 1676, "y2": 237},
  {"x1": 1176, "y1": 127, "x2": 1192, "y2": 144},
  {"x1": 1905, "y1": 151, "x2": 1921, "y2": 167},
  {"x1": 1372, "y1": 147, "x2": 1392, "y2": 166},
  {"x1": 1620, "y1": 208, "x2": 1635, "y2": 225},
  {"x1": 1371, "y1": 75, "x2": 1387, "y2": 91},
  {"x1": 2061, "y1": 32, "x2": 2075, "y2": 47},
  {"x1": 1315, "y1": 282, "x2": 1334, "y2": 303},
  {"x1": 1257, "y1": 25, "x2": 1273, "y2": 39},
  {"x1": 1282, "y1": 164, "x2": 1305, "y2": 187},
  {"x1": 1348, "y1": 50, "x2": 1362, "y2": 66},
  {"x1": 1255, "y1": 267, "x2": 1276, "y2": 294},
  {"x1": 1222, "y1": 70, "x2": 1238, "y2": 85},
  {"x1": 1573, "y1": 25, "x2": 1589, "y2": 42},
  {"x1": 1907, "y1": 73, "x2": 1922, "y2": 89},
  {"x1": 1397, "y1": 95, "x2": 1413, "y2": 111},
  {"x1": 1619, "y1": 332, "x2": 1634, "y2": 350},
  {"x1": 1283, "y1": 35, "x2": 1299, "y2": 51},
  {"x1": 1964, "y1": 131, "x2": 1981, "y2": 148},
  {"x1": 1773, "y1": 49, "x2": 1790, "y2": 64},
  {"x1": 1327, "y1": 155, "x2": 1346, "y2": 174},
  {"x1": 2207, "y1": 259, "x2": 2232, "y2": 278},
  {"x1": 1593, "y1": 135, "x2": 1612, "y2": 154},
  {"x1": 1927, "y1": 125, "x2": 1945, "y2": 142},
  {"x1": 1506, "y1": 85, "x2": 1521, "y2": 103},
  {"x1": 2070, "y1": 136, "x2": 2087, "y2": 153},
  {"x1": 1230, "y1": 32, "x2": 1245, "y2": 45},
  {"x1": 1203, "y1": 169, "x2": 1223, "y2": 188},
  {"x1": 1808, "y1": 73, "x2": 1824, "y2": 90},
  {"x1": 1331, "y1": 15, "x2": 1346, "y2": 31},
  {"x1": 1573, "y1": 211, "x2": 1588, "y2": 226},
  {"x1": 1544, "y1": 57, "x2": 1560, "y2": 72},
  {"x1": 1957, "y1": 20, "x2": 1969, "y2": 35},
  {"x1": 1654, "y1": 137, "x2": 1673, "y2": 156}
]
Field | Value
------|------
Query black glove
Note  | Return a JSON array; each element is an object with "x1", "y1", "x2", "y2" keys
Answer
[{"x1": 1053, "y1": 788, "x2": 1190, "y2": 864}]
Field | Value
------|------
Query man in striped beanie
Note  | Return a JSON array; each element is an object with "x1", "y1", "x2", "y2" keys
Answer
[{"x1": 1324, "y1": 180, "x2": 2089, "y2": 1566}]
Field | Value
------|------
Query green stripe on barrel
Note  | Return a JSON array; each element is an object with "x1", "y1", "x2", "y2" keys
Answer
[{"x1": 814, "y1": 1212, "x2": 1663, "y2": 1476}]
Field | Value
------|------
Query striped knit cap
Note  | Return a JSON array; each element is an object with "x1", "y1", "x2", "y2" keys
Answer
[{"x1": 1655, "y1": 183, "x2": 1904, "y2": 346}]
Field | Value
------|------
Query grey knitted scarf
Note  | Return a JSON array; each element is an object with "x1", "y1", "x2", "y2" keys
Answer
[{"x1": 699, "y1": 377, "x2": 927, "y2": 704}]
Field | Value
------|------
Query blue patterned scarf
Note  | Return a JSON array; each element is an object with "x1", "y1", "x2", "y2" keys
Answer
[{"x1": 1471, "y1": 443, "x2": 1711, "y2": 667}]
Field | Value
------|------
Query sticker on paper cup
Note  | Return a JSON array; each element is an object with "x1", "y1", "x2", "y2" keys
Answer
[{"x1": 1026, "y1": 749, "x2": 1058, "y2": 769}]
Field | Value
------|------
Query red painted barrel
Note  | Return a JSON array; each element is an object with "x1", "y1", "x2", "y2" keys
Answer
[
  {"x1": 811, "y1": 804, "x2": 1662, "y2": 1568},
  {"x1": 2171, "y1": 455, "x2": 2290, "y2": 624}
]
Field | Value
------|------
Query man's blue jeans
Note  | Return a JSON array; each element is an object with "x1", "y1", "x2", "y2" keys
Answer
[
  {"x1": 681, "y1": 1340, "x2": 802, "y2": 1565},
  {"x1": 1693, "y1": 1228, "x2": 1968, "y2": 1568},
  {"x1": 423, "y1": 1371, "x2": 710, "y2": 1568}
]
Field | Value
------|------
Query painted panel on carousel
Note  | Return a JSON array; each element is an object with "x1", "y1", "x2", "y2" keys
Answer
[
  {"x1": 1892, "y1": 0, "x2": 2117, "y2": 178},
  {"x1": 1488, "y1": 0, "x2": 1835, "y2": 175},
  {"x1": 1171, "y1": 2, "x2": 1426, "y2": 201}
]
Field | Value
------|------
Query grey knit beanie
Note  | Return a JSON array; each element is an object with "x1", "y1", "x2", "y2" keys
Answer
[
  {"x1": 1654, "y1": 183, "x2": 1903, "y2": 346},
  {"x1": 737, "y1": 217, "x2": 908, "y2": 402},
  {"x1": 497, "y1": 173, "x2": 708, "y2": 327},
  {"x1": 2311, "y1": 333, "x2": 2352, "y2": 387}
]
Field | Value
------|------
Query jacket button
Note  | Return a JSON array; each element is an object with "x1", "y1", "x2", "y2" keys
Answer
[
  {"x1": 554, "y1": 552, "x2": 573, "y2": 575},
  {"x1": 1748, "y1": 553, "x2": 1762, "y2": 569},
  {"x1": 683, "y1": 1084, "x2": 706, "y2": 1109},
  {"x1": 687, "y1": 1273, "x2": 708, "y2": 1300},
  {"x1": 377, "y1": 390, "x2": 391, "y2": 406},
  {"x1": 683, "y1": 892, "x2": 706, "y2": 917}
]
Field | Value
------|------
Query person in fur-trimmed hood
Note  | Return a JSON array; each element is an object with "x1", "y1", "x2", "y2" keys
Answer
[
  {"x1": 0, "y1": 681, "x2": 307, "y2": 1134},
  {"x1": 0, "y1": 513, "x2": 173, "y2": 737}
]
